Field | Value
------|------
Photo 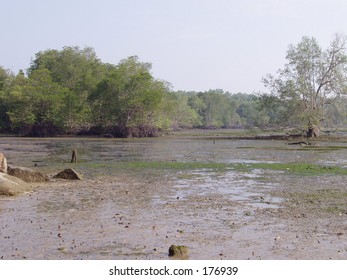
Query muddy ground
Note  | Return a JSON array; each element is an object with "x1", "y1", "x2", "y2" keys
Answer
[{"x1": 0, "y1": 136, "x2": 346, "y2": 259}]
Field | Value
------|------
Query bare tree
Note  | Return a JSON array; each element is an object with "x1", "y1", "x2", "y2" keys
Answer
[{"x1": 262, "y1": 34, "x2": 347, "y2": 137}]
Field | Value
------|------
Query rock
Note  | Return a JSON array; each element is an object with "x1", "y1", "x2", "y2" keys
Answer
[
  {"x1": 0, "y1": 172, "x2": 30, "y2": 196},
  {"x1": 7, "y1": 165, "x2": 49, "y2": 183},
  {"x1": 53, "y1": 168, "x2": 82, "y2": 180},
  {"x1": 168, "y1": 245, "x2": 189, "y2": 258},
  {"x1": 0, "y1": 153, "x2": 7, "y2": 173}
]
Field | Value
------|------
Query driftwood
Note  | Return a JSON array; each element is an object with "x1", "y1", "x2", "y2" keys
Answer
[{"x1": 287, "y1": 141, "x2": 309, "y2": 146}]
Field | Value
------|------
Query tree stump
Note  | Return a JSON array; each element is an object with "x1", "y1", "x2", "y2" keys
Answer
[{"x1": 71, "y1": 149, "x2": 77, "y2": 163}]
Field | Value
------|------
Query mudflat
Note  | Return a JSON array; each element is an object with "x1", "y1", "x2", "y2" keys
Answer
[{"x1": 0, "y1": 136, "x2": 346, "y2": 259}]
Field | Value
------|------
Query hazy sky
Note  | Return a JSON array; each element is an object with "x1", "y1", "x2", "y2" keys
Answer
[{"x1": 1, "y1": 0, "x2": 347, "y2": 93}]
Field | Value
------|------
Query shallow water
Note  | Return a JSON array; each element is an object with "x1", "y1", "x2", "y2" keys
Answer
[
  {"x1": 1, "y1": 137, "x2": 347, "y2": 259},
  {"x1": 3, "y1": 136, "x2": 347, "y2": 166}
]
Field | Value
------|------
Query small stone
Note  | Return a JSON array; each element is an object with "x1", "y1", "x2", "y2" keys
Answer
[
  {"x1": 168, "y1": 245, "x2": 189, "y2": 258},
  {"x1": 244, "y1": 211, "x2": 251, "y2": 216},
  {"x1": 57, "y1": 247, "x2": 68, "y2": 252},
  {"x1": 7, "y1": 190, "x2": 15, "y2": 196}
]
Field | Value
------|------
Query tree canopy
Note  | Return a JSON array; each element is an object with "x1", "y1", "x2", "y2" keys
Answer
[
  {"x1": 1, "y1": 38, "x2": 347, "y2": 137},
  {"x1": 260, "y1": 34, "x2": 347, "y2": 136}
]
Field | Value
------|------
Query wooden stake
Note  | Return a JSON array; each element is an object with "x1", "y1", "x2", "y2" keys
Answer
[{"x1": 71, "y1": 149, "x2": 77, "y2": 163}]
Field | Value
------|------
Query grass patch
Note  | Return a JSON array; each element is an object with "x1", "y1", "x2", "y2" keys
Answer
[
  {"x1": 81, "y1": 160, "x2": 347, "y2": 176},
  {"x1": 82, "y1": 161, "x2": 230, "y2": 171}
]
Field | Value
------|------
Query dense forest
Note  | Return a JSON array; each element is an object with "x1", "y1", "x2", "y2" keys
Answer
[
  {"x1": 0, "y1": 47, "x2": 267, "y2": 137},
  {"x1": 1, "y1": 35, "x2": 347, "y2": 137}
]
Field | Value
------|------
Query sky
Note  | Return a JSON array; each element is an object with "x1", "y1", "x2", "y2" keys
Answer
[{"x1": 1, "y1": 0, "x2": 347, "y2": 93}]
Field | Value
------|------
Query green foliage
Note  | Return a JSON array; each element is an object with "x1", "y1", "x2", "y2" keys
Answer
[
  {"x1": 159, "y1": 91, "x2": 202, "y2": 130},
  {"x1": 197, "y1": 89, "x2": 234, "y2": 127},
  {"x1": 0, "y1": 67, "x2": 15, "y2": 130},
  {"x1": 29, "y1": 46, "x2": 105, "y2": 132},
  {"x1": 173, "y1": 91, "x2": 267, "y2": 129},
  {"x1": 0, "y1": 47, "x2": 289, "y2": 135},
  {"x1": 2, "y1": 37, "x2": 347, "y2": 137},
  {"x1": 90, "y1": 56, "x2": 168, "y2": 136},
  {"x1": 4, "y1": 69, "x2": 66, "y2": 135}
]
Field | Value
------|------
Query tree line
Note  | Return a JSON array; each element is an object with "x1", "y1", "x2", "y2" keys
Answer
[
  {"x1": 0, "y1": 47, "x2": 266, "y2": 137},
  {"x1": 1, "y1": 35, "x2": 347, "y2": 137}
]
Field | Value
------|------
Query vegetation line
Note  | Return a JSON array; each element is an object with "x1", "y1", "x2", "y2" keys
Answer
[
  {"x1": 82, "y1": 161, "x2": 347, "y2": 175},
  {"x1": 1, "y1": 34, "x2": 347, "y2": 138}
]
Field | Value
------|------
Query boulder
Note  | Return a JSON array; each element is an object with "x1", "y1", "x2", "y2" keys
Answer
[
  {"x1": 0, "y1": 172, "x2": 29, "y2": 196},
  {"x1": 168, "y1": 245, "x2": 189, "y2": 258},
  {"x1": 53, "y1": 168, "x2": 82, "y2": 180},
  {"x1": 7, "y1": 165, "x2": 49, "y2": 183},
  {"x1": 0, "y1": 153, "x2": 7, "y2": 173}
]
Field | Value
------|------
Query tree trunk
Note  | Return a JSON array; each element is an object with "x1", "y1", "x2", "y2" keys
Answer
[{"x1": 307, "y1": 125, "x2": 319, "y2": 138}]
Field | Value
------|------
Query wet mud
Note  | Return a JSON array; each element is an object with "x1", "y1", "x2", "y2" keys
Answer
[{"x1": 0, "y1": 137, "x2": 346, "y2": 259}]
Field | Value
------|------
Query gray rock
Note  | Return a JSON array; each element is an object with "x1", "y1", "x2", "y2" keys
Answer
[
  {"x1": 0, "y1": 173, "x2": 29, "y2": 196},
  {"x1": 0, "y1": 153, "x2": 7, "y2": 173}
]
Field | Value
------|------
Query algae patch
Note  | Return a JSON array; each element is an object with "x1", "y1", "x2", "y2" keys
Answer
[{"x1": 82, "y1": 161, "x2": 347, "y2": 176}]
